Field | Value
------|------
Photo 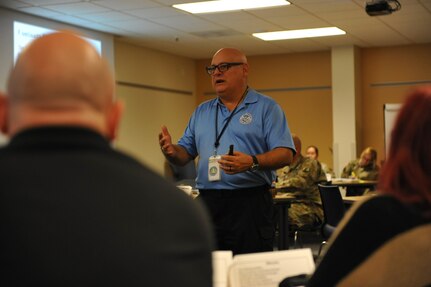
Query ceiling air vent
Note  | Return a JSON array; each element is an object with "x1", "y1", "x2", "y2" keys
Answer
[{"x1": 191, "y1": 30, "x2": 242, "y2": 38}]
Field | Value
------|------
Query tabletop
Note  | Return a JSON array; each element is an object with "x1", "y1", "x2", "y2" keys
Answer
[{"x1": 330, "y1": 178, "x2": 378, "y2": 187}]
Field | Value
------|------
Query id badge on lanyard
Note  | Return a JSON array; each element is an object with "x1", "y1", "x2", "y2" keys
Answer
[
  {"x1": 208, "y1": 154, "x2": 221, "y2": 182},
  {"x1": 208, "y1": 87, "x2": 248, "y2": 182}
]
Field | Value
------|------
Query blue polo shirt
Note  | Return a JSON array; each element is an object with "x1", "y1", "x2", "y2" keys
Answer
[{"x1": 178, "y1": 88, "x2": 295, "y2": 189}]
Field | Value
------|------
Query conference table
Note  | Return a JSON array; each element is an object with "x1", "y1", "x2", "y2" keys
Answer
[
  {"x1": 273, "y1": 192, "x2": 297, "y2": 250},
  {"x1": 342, "y1": 195, "x2": 373, "y2": 204},
  {"x1": 330, "y1": 178, "x2": 378, "y2": 196},
  {"x1": 330, "y1": 178, "x2": 378, "y2": 189}
]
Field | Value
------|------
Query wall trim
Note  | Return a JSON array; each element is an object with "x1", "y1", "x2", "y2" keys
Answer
[
  {"x1": 204, "y1": 85, "x2": 331, "y2": 96},
  {"x1": 370, "y1": 80, "x2": 431, "y2": 87},
  {"x1": 117, "y1": 80, "x2": 193, "y2": 95}
]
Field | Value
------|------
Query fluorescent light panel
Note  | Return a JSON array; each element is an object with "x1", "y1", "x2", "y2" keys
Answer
[
  {"x1": 253, "y1": 27, "x2": 346, "y2": 41},
  {"x1": 173, "y1": 0, "x2": 290, "y2": 14}
]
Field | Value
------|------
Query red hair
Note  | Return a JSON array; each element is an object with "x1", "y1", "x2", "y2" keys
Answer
[{"x1": 378, "y1": 86, "x2": 431, "y2": 217}]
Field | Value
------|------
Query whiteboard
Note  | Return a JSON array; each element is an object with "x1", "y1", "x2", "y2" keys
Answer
[{"x1": 384, "y1": 104, "x2": 401, "y2": 157}]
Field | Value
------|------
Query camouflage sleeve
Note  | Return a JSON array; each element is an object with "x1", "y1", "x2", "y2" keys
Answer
[
  {"x1": 341, "y1": 160, "x2": 355, "y2": 178},
  {"x1": 276, "y1": 166, "x2": 289, "y2": 179},
  {"x1": 275, "y1": 173, "x2": 306, "y2": 189},
  {"x1": 276, "y1": 159, "x2": 323, "y2": 190},
  {"x1": 358, "y1": 165, "x2": 380, "y2": 180},
  {"x1": 282, "y1": 175, "x2": 307, "y2": 189}
]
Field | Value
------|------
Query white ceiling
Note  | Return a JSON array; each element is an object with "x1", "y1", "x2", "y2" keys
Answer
[{"x1": 1, "y1": 0, "x2": 431, "y2": 59}]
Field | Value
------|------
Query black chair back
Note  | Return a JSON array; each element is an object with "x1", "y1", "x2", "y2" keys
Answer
[{"x1": 318, "y1": 184, "x2": 346, "y2": 239}]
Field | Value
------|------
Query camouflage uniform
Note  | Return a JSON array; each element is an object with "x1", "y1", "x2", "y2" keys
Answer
[
  {"x1": 341, "y1": 159, "x2": 379, "y2": 180},
  {"x1": 275, "y1": 155, "x2": 327, "y2": 228}
]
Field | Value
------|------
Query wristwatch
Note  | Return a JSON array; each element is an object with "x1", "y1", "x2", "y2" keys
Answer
[{"x1": 249, "y1": 155, "x2": 259, "y2": 171}]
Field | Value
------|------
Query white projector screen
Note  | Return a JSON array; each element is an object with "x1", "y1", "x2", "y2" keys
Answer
[
  {"x1": 384, "y1": 103, "x2": 401, "y2": 157},
  {"x1": 0, "y1": 7, "x2": 114, "y2": 91},
  {"x1": 14, "y1": 21, "x2": 102, "y2": 63}
]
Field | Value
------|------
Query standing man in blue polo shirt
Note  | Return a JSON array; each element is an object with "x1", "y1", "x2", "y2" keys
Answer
[{"x1": 159, "y1": 48, "x2": 295, "y2": 255}]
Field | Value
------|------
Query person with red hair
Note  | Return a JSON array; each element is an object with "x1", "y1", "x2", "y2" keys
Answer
[
  {"x1": 305, "y1": 86, "x2": 431, "y2": 286},
  {"x1": 378, "y1": 87, "x2": 431, "y2": 217}
]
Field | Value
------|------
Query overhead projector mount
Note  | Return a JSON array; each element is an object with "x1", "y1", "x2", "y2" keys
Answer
[{"x1": 365, "y1": 0, "x2": 401, "y2": 16}]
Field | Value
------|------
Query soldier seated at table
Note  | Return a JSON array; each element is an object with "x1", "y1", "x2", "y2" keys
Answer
[
  {"x1": 305, "y1": 145, "x2": 335, "y2": 179},
  {"x1": 275, "y1": 134, "x2": 327, "y2": 230},
  {"x1": 341, "y1": 147, "x2": 380, "y2": 196}
]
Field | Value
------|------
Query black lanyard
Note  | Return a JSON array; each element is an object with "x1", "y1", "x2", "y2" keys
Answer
[{"x1": 214, "y1": 88, "x2": 248, "y2": 153}]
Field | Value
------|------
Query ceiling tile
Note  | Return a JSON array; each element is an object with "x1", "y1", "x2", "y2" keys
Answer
[
  {"x1": 20, "y1": 0, "x2": 79, "y2": 5},
  {"x1": 296, "y1": 0, "x2": 362, "y2": 13},
  {"x1": 0, "y1": 0, "x2": 31, "y2": 8},
  {"x1": 125, "y1": 6, "x2": 186, "y2": 19},
  {"x1": 247, "y1": 5, "x2": 307, "y2": 18},
  {"x1": 216, "y1": 35, "x2": 290, "y2": 55},
  {"x1": 78, "y1": 11, "x2": 137, "y2": 23},
  {"x1": 44, "y1": 2, "x2": 110, "y2": 15},
  {"x1": 213, "y1": 17, "x2": 281, "y2": 34},
  {"x1": 19, "y1": 6, "x2": 65, "y2": 18},
  {"x1": 150, "y1": 14, "x2": 225, "y2": 33},
  {"x1": 94, "y1": 0, "x2": 160, "y2": 10},
  {"x1": 106, "y1": 18, "x2": 177, "y2": 35},
  {"x1": 266, "y1": 15, "x2": 329, "y2": 30},
  {"x1": 272, "y1": 38, "x2": 329, "y2": 53},
  {"x1": 312, "y1": 33, "x2": 368, "y2": 47},
  {"x1": 197, "y1": 10, "x2": 258, "y2": 22}
]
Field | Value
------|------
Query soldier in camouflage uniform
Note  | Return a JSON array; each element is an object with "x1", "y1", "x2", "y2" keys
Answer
[
  {"x1": 305, "y1": 145, "x2": 336, "y2": 179},
  {"x1": 341, "y1": 147, "x2": 379, "y2": 195},
  {"x1": 275, "y1": 135, "x2": 327, "y2": 228},
  {"x1": 341, "y1": 147, "x2": 379, "y2": 180}
]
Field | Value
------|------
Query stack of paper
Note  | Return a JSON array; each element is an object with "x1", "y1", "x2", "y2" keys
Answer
[{"x1": 212, "y1": 248, "x2": 315, "y2": 287}]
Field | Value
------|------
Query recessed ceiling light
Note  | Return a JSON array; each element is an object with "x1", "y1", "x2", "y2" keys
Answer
[
  {"x1": 173, "y1": 0, "x2": 290, "y2": 14},
  {"x1": 253, "y1": 27, "x2": 346, "y2": 41}
]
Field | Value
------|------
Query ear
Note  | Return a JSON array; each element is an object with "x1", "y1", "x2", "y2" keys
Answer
[
  {"x1": 106, "y1": 99, "x2": 124, "y2": 142},
  {"x1": 0, "y1": 93, "x2": 9, "y2": 135},
  {"x1": 242, "y1": 63, "x2": 249, "y2": 77}
]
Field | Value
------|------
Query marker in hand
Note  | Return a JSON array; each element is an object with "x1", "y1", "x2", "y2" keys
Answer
[{"x1": 228, "y1": 145, "x2": 234, "y2": 155}]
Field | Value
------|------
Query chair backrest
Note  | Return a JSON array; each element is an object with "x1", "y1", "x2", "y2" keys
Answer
[
  {"x1": 318, "y1": 184, "x2": 346, "y2": 228},
  {"x1": 337, "y1": 223, "x2": 431, "y2": 287}
]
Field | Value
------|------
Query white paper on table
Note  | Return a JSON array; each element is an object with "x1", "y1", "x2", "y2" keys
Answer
[
  {"x1": 212, "y1": 250, "x2": 233, "y2": 287},
  {"x1": 228, "y1": 248, "x2": 315, "y2": 287}
]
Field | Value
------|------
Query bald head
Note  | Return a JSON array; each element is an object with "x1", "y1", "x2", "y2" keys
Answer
[
  {"x1": 8, "y1": 31, "x2": 113, "y2": 109},
  {"x1": 2, "y1": 32, "x2": 121, "y2": 139},
  {"x1": 212, "y1": 48, "x2": 248, "y2": 65}
]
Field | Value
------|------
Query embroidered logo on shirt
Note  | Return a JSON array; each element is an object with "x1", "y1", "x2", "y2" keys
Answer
[{"x1": 239, "y1": 113, "x2": 252, "y2": 124}]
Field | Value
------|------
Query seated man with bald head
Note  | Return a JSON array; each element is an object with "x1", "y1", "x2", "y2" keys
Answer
[
  {"x1": 0, "y1": 32, "x2": 213, "y2": 287},
  {"x1": 276, "y1": 134, "x2": 327, "y2": 229}
]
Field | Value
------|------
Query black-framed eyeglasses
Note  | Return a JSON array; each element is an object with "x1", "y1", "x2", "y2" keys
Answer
[{"x1": 205, "y1": 62, "x2": 244, "y2": 75}]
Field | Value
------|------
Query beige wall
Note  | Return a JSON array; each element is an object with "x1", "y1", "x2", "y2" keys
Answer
[
  {"x1": 114, "y1": 40, "x2": 196, "y2": 175},
  {"x1": 361, "y1": 43, "x2": 431, "y2": 165}
]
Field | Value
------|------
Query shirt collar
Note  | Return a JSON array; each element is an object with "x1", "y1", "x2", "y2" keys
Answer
[{"x1": 212, "y1": 88, "x2": 258, "y2": 108}]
